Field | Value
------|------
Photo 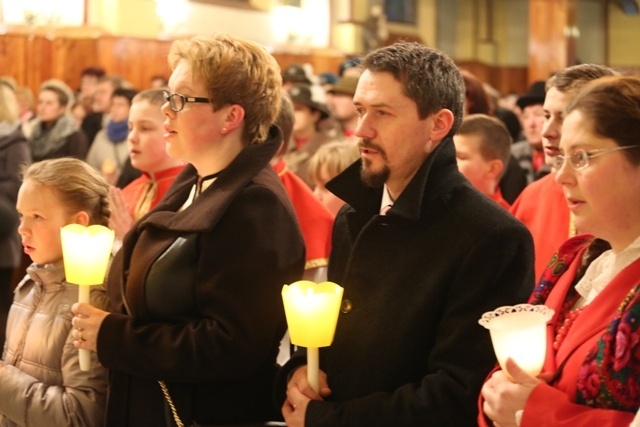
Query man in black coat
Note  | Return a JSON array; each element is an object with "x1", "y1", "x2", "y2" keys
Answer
[{"x1": 278, "y1": 42, "x2": 535, "y2": 426}]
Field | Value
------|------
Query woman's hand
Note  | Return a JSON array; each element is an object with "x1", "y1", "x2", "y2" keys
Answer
[
  {"x1": 71, "y1": 302, "x2": 109, "y2": 353},
  {"x1": 481, "y1": 358, "x2": 544, "y2": 427}
]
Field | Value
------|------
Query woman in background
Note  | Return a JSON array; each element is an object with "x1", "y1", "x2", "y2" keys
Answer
[
  {"x1": 29, "y1": 80, "x2": 88, "y2": 161},
  {"x1": 108, "y1": 88, "x2": 184, "y2": 244}
]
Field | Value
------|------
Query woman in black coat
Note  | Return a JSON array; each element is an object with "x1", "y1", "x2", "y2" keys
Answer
[{"x1": 72, "y1": 34, "x2": 305, "y2": 426}]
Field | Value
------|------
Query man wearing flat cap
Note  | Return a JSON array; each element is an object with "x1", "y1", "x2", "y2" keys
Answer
[
  {"x1": 284, "y1": 84, "x2": 335, "y2": 187},
  {"x1": 282, "y1": 64, "x2": 317, "y2": 91},
  {"x1": 326, "y1": 75, "x2": 360, "y2": 142},
  {"x1": 511, "y1": 81, "x2": 548, "y2": 183}
]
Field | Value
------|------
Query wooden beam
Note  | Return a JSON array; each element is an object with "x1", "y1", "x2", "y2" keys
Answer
[{"x1": 528, "y1": 0, "x2": 577, "y2": 83}]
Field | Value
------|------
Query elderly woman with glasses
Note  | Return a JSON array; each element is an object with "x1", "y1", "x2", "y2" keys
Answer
[
  {"x1": 70, "y1": 34, "x2": 305, "y2": 426},
  {"x1": 480, "y1": 75, "x2": 640, "y2": 427}
]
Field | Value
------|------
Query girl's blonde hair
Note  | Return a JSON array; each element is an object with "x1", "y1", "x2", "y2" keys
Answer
[
  {"x1": 308, "y1": 141, "x2": 360, "y2": 185},
  {"x1": 22, "y1": 158, "x2": 111, "y2": 226}
]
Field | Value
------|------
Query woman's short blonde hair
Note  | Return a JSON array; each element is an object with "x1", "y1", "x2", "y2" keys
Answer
[{"x1": 168, "y1": 34, "x2": 282, "y2": 145}]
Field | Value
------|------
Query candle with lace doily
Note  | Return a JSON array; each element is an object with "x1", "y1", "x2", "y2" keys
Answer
[{"x1": 479, "y1": 304, "x2": 554, "y2": 379}]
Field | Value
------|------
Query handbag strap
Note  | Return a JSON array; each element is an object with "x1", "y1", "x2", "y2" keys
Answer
[{"x1": 159, "y1": 380, "x2": 185, "y2": 427}]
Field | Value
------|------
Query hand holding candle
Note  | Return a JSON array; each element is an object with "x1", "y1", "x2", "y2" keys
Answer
[
  {"x1": 282, "y1": 280, "x2": 344, "y2": 393},
  {"x1": 61, "y1": 224, "x2": 114, "y2": 371},
  {"x1": 478, "y1": 304, "x2": 554, "y2": 379}
]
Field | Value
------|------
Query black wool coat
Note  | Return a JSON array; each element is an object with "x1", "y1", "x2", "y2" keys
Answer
[
  {"x1": 99, "y1": 127, "x2": 305, "y2": 426},
  {"x1": 279, "y1": 137, "x2": 534, "y2": 427}
]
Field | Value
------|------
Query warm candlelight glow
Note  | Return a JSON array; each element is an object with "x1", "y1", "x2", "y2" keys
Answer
[
  {"x1": 61, "y1": 224, "x2": 114, "y2": 286},
  {"x1": 479, "y1": 304, "x2": 554, "y2": 378},
  {"x1": 61, "y1": 224, "x2": 114, "y2": 371},
  {"x1": 282, "y1": 280, "x2": 344, "y2": 393},
  {"x1": 282, "y1": 280, "x2": 344, "y2": 348}
]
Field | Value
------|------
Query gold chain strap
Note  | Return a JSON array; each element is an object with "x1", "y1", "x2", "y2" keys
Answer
[{"x1": 158, "y1": 380, "x2": 185, "y2": 427}]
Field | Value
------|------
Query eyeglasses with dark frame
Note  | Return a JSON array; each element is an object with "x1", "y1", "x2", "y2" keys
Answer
[
  {"x1": 162, "y1": 90, "x2": 214, "y2": 112},
  {"x1": 551, "y1": 145, "x2": 639, "y2": 171}
]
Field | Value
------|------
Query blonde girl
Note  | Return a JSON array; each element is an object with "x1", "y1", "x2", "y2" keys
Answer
[{"x1": 0, "y1": 158, "x2": 110, "y2": 427}]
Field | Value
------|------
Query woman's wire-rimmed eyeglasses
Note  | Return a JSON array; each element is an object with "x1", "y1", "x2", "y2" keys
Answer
[
  {"x1": 551, "y1": 145, "x2": 639, "y2": 171},
  {"x1": 162, "y1": 90, "x2": 213, "y2": 112}
]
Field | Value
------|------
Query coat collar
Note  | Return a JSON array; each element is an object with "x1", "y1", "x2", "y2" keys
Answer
[
  {"x1": 137, "y1": 125, "x2": 282, "y2": 233},
  {"x1": 23, "y1": 260, "x2": 66, "y2": 289},
  {"x1": 325, "y1": 137, "x2": 465, "y2": 222}
]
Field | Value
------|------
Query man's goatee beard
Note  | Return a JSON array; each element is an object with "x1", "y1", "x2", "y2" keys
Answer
[{"x1": 360, "y1": 159, "x2": 389, "y2": 188}]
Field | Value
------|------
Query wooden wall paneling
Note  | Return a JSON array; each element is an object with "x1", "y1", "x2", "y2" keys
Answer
[
  {"x1": 494, "y1": 66, "x2": 528, "y2": 96},
  {"x1": 306, "y1": 53, "x2": 346, "y2": 75},
  {"x1": 97, "y1": 36, "x2": 172, "y2": 91},
  {"x1": 0, "y1": 34, "x2": 100, "y2": 97},
  {"x1": 52, "y1": 37, "x2": 100, "y2": 92},
  {"x1": 0, "y1": 35, "x2": 28, "y2": 86},
  {"x1": 456, "y1": 60, "x2": 528, "y2": 97},
  {"x1": 1, "y1": 31, "x2": 348, "y2": 97},
  {"x1": 112, "y1": 38, "x2": 147, "y2": 88},
  {"x1": 528, "y1": 0, "x2": 577, "y2": 84},
  {"x1": 23, "y1": 36, "x2": 55, "y2": 96},
  {"x1": 146, "y1": 40, "x2": 173, "y2": 83}
]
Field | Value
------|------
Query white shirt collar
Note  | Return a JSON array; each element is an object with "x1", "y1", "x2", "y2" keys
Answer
[
  {"x1": 380, "y1": 184, "x2": 394, "y2": 215},
  {"x1": 180, "y1": 176, "x2": 218, "y2": 212},
  {"x1": 575, "y1": 234, "x2": 640, "y2": 307}
]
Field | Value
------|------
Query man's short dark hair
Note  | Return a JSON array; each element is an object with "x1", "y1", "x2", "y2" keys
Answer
[
  {"x1": 112, "y1": 88, "x2": 138, "y2": 105},
  {"x1": 361, "y1": 42, "x2": 465, "y2": 137}
]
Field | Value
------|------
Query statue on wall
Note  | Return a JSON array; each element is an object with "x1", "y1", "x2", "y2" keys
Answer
[{"x1": 362, "y1": 4, "x2": 389, "y2": 52}]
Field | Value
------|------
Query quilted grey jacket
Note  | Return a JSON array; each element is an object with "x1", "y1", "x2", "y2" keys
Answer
[{"x1": 0, "y1": 262, "x2": 108, "y2": 426}]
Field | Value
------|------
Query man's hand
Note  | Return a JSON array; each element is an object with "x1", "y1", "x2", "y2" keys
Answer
[{"x1": 282, "y1": 366, "x2": 332, "y2": 427}]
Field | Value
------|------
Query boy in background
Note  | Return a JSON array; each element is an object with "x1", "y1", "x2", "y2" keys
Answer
[
  {"x1": 273, "y1": 92, "x2": 334, "y2": 282},
  {"x1": 108, "y1": 89, "x2": 184, "y2": 245},
  {"x1": 307, "y1": 141, "x2": 360, "y2": 217},
  {"x1": 453, "y1": 114, "x2": 512, "y2": 209}
]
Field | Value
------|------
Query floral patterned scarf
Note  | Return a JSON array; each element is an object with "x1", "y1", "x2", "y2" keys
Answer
[{"x1": 530, "y1": 234, "x2": 640, "y2": 413}]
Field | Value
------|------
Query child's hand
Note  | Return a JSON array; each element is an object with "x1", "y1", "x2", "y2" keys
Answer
[{"x1": 108, "y1": 186, "x2": 134, "y2": 240}]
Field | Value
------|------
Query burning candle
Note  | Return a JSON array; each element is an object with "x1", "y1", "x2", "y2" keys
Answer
[
  {"x1": 282, "y1": 280, "x2": 344, "y2": 393},
  {"x1": 61, "y1": 224, "x2": 114, "y2": 371},
  {"x1": 479, "y1": 304, "x2": 554, "y2": 378}
]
